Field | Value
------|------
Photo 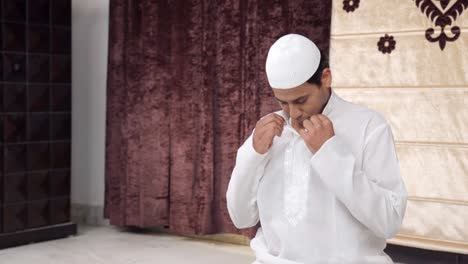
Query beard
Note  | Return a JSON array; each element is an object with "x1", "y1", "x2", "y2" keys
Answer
[
  {"x1": 298, "y1": 116, "x2": 310, "y2": 126},
  {"x1": 291, "y1": 116, "x2": 310, "y2": 131}
]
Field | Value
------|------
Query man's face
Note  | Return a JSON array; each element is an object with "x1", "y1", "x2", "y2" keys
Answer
[{"x1": 272, "y1": 69, "x2": 331, "y2": 131}]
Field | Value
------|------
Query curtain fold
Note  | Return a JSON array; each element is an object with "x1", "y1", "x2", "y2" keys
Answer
[{"x1": 105, "y1": 0, "x2": 332, "y2": 235}]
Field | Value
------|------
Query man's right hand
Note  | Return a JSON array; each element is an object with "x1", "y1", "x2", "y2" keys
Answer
[{"x1": 253, "y1": 113, "x2": 286, "y2": 154}]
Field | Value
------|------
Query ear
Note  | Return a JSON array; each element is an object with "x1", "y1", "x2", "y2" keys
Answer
[{"x1": 321, "y1": 68, "x2": 332, "y2": 88}]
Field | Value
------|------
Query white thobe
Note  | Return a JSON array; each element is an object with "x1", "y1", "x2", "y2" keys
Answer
[{"x1": 226, "y1": 90, "x2": 407, "y2": 264}]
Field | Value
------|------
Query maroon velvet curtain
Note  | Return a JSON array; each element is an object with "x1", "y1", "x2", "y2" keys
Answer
[{"x1": 105, "y1": 0, "x2": 331, "y2": 236}]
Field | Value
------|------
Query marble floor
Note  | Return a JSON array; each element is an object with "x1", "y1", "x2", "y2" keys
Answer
[{"x1": 0, "y1": 225, "x2": 255, "y2": 264}]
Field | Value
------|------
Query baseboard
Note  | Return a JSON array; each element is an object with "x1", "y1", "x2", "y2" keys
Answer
[
  {"x1": 385, "y1": 244, "x2": 468, "y2": 264},
  {"x1": 0, "y1": 223, "x2": 77, "y2": 249},
  {"x1": 71, "y1": 203, "x2": 109, "y2": 226}
]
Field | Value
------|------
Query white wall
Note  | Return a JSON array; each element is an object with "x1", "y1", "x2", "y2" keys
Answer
[{"x1": 71, "y1": 0, "x2": 109, "y2": 224}]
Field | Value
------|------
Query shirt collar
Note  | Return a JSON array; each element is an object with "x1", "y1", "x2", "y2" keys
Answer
[{"x1": 321, "y1": 89, "x2": 336, "y2": 117}]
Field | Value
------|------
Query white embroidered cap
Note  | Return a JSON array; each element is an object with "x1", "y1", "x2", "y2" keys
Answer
[{"x1": 265, "y1": 34, "x2": 321, "y2": 89}]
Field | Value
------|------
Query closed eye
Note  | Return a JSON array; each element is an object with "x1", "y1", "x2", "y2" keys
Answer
[
  {"x1": 292, "y1": 96, "x2": 308, "y2": 105},
  {"x1": 275, "y1": 95, "x2": 309, "y2": 106},
  {"x1": 293, "y1": 99, "x2": 306, "y2": 105}
]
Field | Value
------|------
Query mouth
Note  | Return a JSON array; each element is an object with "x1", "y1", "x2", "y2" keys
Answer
[
  {"x1": 297, "y1": 117, "x2": 310, "y2": 126},
  {"x1": 290, "y1": 117, "x2": 309, "y2": 130}
]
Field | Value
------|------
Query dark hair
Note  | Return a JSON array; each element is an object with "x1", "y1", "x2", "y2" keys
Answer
[{"x1": 306, "y1": 51, "x2": 329, "y2": 86}]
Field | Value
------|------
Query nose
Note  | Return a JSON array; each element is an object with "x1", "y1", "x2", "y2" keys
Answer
[{"x1": 289, "y1": 105, "x2": 302, "y2": 120}]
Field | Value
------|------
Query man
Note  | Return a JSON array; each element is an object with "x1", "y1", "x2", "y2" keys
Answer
[{"x1": 226, "y1": 34, "x2": 407, "y2": 264}]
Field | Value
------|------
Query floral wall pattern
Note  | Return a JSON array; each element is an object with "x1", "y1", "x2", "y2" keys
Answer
[{"x1": 415, "y1": 0, "x2": 467, "y2": 50}]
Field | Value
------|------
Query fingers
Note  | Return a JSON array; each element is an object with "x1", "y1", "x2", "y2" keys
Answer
[
  {"x1": 274, "y1": 126, "x2": 282, "y2": 137},
  {"x1": 303, "y1": 119, "x2": 314, "y2": 132},
  {"x1": 257, "y1": 119, "x2": 282, "y2": 131},
  {"x1": 297, "y1": 115, "x2": 334, "y2": 153},
  {"x1": 316, "y1": 114, "x2": 331, "y2": 125},
  {"x1": 309, "y1": 115, "x2": 322, "y2": 127},
  {"x1": 258, "y1": 113, "x2": 286, "y2": 127},
  {"x1": 268, "y1": 113, "x2": 286, "y2": 125},
  {"x1": 304, "y1": 115, "x2": 327, "y2": 130},
  {"x1": 298, "y1": 127, "x2": 308, "y2": 139},
  {"x1": 272, "y1": 122, "x2": 283, "y2": 137},
  {"x1": 302, "y1": 115, "x2": 327, "y2": 135},
  {"x1": 256, "y1": 114, "x2": 285, "y2": 138},
  {"x1": 253, "y1": 114, "x2": 287, "y2": 153},
  {"x1": 265, "y1": 122, "x2": 282, "y2": 137},
  {"x1": 267, "y1": 117, "x2": 285, "y2": 129},
  {"x1": 257, "y1": 121, "x2": 283, "y2": 137},
  {"x1": 273, "y1": 113, "x2": 286, "y2": 124}
]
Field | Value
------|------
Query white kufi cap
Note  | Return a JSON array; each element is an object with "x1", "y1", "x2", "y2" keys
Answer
[{"x1": 265, "y1": 34, "x2": 321, "y2": 89}]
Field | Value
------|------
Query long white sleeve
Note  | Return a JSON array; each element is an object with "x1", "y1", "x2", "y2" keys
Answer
[
  {"x1": 310, "y1": 123, "x2": 407, "y2": 239},
  {"x1": 226, "y1": 133, "x2": 271, "y2": 229}
]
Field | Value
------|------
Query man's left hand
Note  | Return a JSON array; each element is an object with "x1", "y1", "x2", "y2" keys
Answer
[{"x1": 298, "y1": 114, "x2": 335, "y2": 153}]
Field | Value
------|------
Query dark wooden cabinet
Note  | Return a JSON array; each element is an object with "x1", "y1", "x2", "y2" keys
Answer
[{"x1": 0, "y1": 0, "x2": 76, "y2": 249}]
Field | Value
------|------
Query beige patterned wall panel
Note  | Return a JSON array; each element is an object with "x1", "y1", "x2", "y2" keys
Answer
[
  {"x1": 330, "y1": 33, "x2": 468, "y2": 87},
  {"x1": 335, "y1": 88, "x2": 468, "y2": 143},
  {"x1": 331, "y1": 0, "x2": 468, "y2": 252},
  {"x1": 396, "y1": 144, "x2": 468, "y2": 202},
  {"x1": 332, "y1": 0, "x2": 468, "y2": 35},
  {"x1": 401, "y1": 200, "x2": 468, "y2": 243}
]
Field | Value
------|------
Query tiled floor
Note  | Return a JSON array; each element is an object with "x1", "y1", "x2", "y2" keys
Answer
[{"x1": 0, "y1": 225, "x2": 255, "y2": 264}]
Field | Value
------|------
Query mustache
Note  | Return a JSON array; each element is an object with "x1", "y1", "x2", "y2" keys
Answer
[{"x1": 291, "y1": 117, "x2": 310, "y2": 129}]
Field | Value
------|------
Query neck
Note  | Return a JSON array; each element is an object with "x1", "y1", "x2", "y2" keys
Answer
[{"x1": 319, "y1": 88, "x2": 332, "y2": 114}]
